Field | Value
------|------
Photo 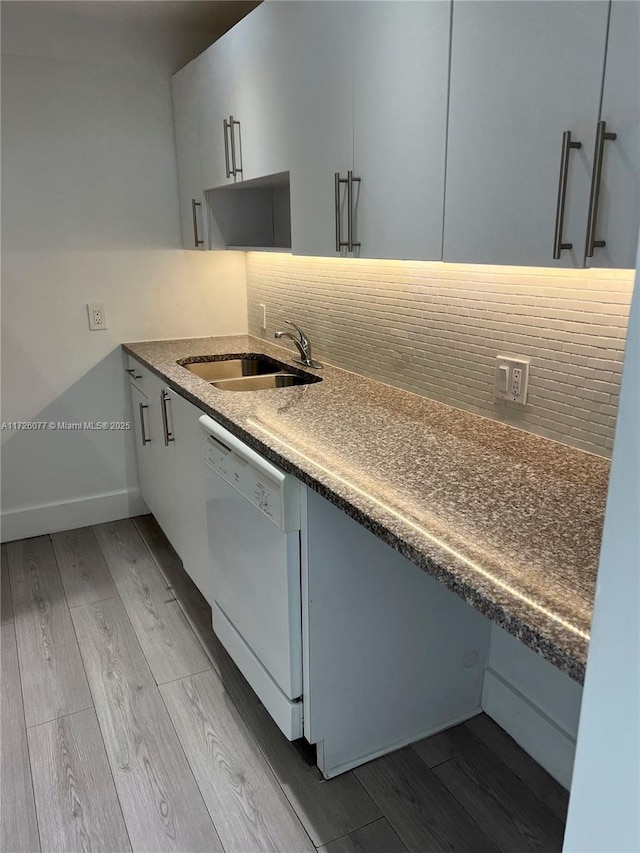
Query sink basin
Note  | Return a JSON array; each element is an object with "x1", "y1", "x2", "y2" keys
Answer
[
  {"x1": 183, "y1": 356, "x2": 281, "y2": 382},
  {"x1": 179, "y1": 354, "x2": 321, "y2": 391},
  {"x1": 211, "y1": 373, "x2": 312, "y2": 391}
]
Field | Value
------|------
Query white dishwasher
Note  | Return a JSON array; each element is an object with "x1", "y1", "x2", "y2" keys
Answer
[{"x1": 199, "y1": 415, "x2": 303, "y2": 739}]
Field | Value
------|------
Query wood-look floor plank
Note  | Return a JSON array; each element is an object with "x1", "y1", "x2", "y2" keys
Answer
[
  {"x1": 136, "y1": 514, "x2": 382, "y2": 848},
  {"x1": 7, "y1": 536, "x2": 93, "y2": 728},
  {"x1": 27, "y1": 709, "x2": 131, "y2": 853},
  {"x1": 411, "y1": 721, "x2": 480, "y2": 768},
  {"x1": 464, "y1": 713, "x2": 569, "y2": 821},
  {"x1": 133, "y1": 514, "x2": 211, "y2": 642},
  {"x1": 1, "y1": 545, "x2": 41, "y2": 853},
  {"x1": 71, "y1": 597, "x2": 223, "y2": 853},
  {"x1": 161, "y1": 669, "x2": 315, "y2": 853},
  {"x1": 193, "y1": 623, "x2": 381, "y2": 847},
  {"x1": 319, "y1": 818, "x2": 408, "y2": 853},
  {"x1": 93, "y1": 519, "x2": 210, "y2": 684},
  {"x1": 355, "y1": 748, "x2": 499, "y2": 853},
  {"x1": 51, "y1": 527, "x2": 118, "y2": 608},
  {"x1": 433, "y1": 737, "x2": 565, "y2": 852}
]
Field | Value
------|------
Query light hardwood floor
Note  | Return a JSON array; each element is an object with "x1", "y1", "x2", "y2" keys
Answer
[{"x1": 1, "y1": 515, "x2": 569, "y2": 853}]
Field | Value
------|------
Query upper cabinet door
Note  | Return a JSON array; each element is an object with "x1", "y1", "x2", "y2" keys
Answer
[
  {"x1": 172, "y1": 60, "x2": 207, "y2": 250},
  {"x1": 231, "y1": 2, "x2": 294, "y2": 183},
  {"x1": 198, "y1": 34, "x2": 238, "y2": 189},
  {"x1": 444, "y1": 1, "x2": 610, "y2": 268},
  {"x1": 286, "y1": 2, "x2": 354, "y2": 257},
  {"x1": 587, "y1": 0, "x2": 640, "y2": 269},
  {"x1": 352, "y1": 1, "x2": 450, "y2": 261}
]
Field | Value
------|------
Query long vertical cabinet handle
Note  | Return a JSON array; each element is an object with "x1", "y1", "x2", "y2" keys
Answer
[
  {"x1": 585, "y1": 120, "x2": 617, "y2": 257},
  {"x1": 223, "y1": 118, "x2": 232, "y2": 178},
  {"x1": 347, "y1": 170, "x2": 361, "y2": 253},
  {"x1": 230, "y1": 117, "x2": 242, "y2": 178},
  {"x1": 138, "y1": 403, "x2": 151, "y2": 446},
  {"x1": 334, "y1": 172, "x2": 349, "y2": 252},
  {"x1": 191, "y1": 199, "x2": 204, "y2": 248},
  {"x1": 160, "y1": 390, "x2": 174, "y2": 446},
  {"x1": 552, "y1": 131, "x2": 582, "y2": 259}
]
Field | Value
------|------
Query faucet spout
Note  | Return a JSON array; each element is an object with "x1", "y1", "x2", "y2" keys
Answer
[{"x1": 274, "y1": 321, "x2": 322, "y2": 369}]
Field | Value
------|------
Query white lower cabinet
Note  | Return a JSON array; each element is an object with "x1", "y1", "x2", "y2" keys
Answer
[
  {"x1": 302, "y1": 487, "x2": 491, "y2": 779},
  {"x1": 168, "y1": 389, "x2": 213, "y2": 604},
  {"x1": 128, "y1": 361, "x2": 210, "y2": 599}
]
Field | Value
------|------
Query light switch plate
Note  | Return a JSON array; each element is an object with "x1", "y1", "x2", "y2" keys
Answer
[{"x1": 495, "y1": 354, "x2": 530, "y2": 404}]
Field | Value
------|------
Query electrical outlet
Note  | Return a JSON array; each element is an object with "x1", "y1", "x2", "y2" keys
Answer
[
  {"x1": 88, "y1": 303, "x2": 107, "y2": 331},
  {"x1": 259, "y1": 303, "x2": 267, "y2": 331},
  {"x1": 495, "y1": 355, "x2": 530, "y2": 405},
  {"x1": 512, "y1": 368, "x2": 522, "y2": 396}
]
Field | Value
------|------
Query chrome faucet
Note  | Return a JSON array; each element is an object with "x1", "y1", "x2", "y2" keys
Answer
[{"x1": 274, "y1": 320, "x2": 322, "y2": 369}]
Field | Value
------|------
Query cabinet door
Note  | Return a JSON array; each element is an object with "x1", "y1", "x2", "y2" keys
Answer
[
  {"x1": 286, "y1": 2, "x2": 354, "y2": 257},
  {"x1": 198, "y1": 35, "x2": 237, "y2": 190},
  {"x1": 131, "y1": 369, "x2": 180, "y2": 553},
  {"x1": 587, "y1": 0, "x2": 640, "y2": 269},
  {"x1": 169, "y1": 390, "x2": 213, "y2": 604},
  {"x1": 151, "y1": 383, "x2": 180, "y2": 554},
  {"x1": 172, "y1": 59, "x2": 207, "y2": 250},
  {"x1": 352, "y1": 1, "x2": 450, "y2": 261},
  {"x1": 131, "y1": 383, "x2": 156, "y2": 511},
  {"x1": 444, "y1": 1, "x2": 610, "y2": 267},
  {"x1": 231, "y1": 2, "x2": 294, "y2": 183}
]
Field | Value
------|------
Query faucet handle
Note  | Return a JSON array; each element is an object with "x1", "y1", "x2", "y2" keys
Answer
[{"x1": 284, "y1": 319, "x2": 305, "y2": 341}]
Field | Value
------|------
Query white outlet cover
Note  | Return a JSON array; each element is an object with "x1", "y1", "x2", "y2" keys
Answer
[
  {"x1": 495, "y1": 354, "x2": 530, "y2": 404},
  {"x1": 87, "y1": 302, "x2": 107, "y2": 331}
]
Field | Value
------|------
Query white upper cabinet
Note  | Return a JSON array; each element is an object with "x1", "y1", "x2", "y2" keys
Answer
[
  {"x1": 285, "y1": 2, "x2": 354, "y2": 257},
  {"x1": 198, "y1": 33, "x2": 238, "y2": 189},
  {"x1": 352, "y1": 1, "x2": 450, "y2": 261},
  {"x1": 586, "y1": 0, "x2": 640, "y2": 269},
  {"x1": 171, "y1": 59, "x2": 207, "y2": 250},
  {"x1": 443, "y1": 1, "x2": 610, "y2": 268},
  {"x1": 231, "y1": 2, "x2": 294, "y2": 183}
]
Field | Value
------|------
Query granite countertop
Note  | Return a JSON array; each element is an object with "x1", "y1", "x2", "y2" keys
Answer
[{"x1": 123, "y1": 335, "x2": 611, "y2": 683}]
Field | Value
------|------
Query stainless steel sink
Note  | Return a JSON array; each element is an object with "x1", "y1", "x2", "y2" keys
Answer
[
  {"x1": 179, "y1": 354, "x2": 321, "y2": 391},
  {"x1": 210, "y1": 373, "x2": 312, "y2": 391},
  {"x1": 183, "y1": 356, "x2": 280, "y2": 382}
]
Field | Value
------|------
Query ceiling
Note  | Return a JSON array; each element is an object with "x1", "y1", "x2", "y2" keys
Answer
[{"x1": 2, "y1": 1, "x2": 261, "y2": 38}]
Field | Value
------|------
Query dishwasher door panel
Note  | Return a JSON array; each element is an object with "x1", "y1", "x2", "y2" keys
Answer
[{"x1": 205, "y1": 472, "x2": 302, "y2": 701}]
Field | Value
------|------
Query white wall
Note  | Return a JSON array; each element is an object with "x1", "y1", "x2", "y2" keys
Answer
[
  {"x1": 1, "y1": 4, "x2": 248, "y2": 541},
  {"x1": 563, "y1": 251, "x2": 640, "y2": 852}
]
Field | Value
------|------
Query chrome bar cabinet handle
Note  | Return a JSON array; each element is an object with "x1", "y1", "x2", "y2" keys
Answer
[
  {"x1": 230, "y1": 117, "x2": 242, "y2": 178},
  {"x1": 126, "y1": 367, "x2": 142, "y2": 380},
  {"x1": 334, "y1": 172, "x2": 348, "y2": 253},
  {"x1": 191, "y1": 198, "x2": 204, "y2": 248},
  {"x1": 139, "y1": 403, "x2": 151, "y2": 446},
  {"x1": 585, "y1": 120, "x2": 617, "y2": 257},
  {"x1": 347, "y1": 170, "x2": 361, "y2": 253},
  {"x1": 552, "y1": 131, "x2": 581, "y2": 259},
  {"x1": 160, "y1": 390, "x2": 174, "y2": 446},
  {"x1": 223, "y1": 118, "x2": 232, "y2": 179}
]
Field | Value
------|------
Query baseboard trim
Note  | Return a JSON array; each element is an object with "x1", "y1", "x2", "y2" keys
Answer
[
  {"x1": 482, "y1": 667, "x2": 576, "y2": 789},
  {"x1": 1, "y1": 489, "x2": 148, "y2": 542}
]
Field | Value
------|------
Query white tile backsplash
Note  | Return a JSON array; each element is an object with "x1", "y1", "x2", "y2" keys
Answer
[{"x1": 246, "y1": 254, "x2": 635, "y2": 457}]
